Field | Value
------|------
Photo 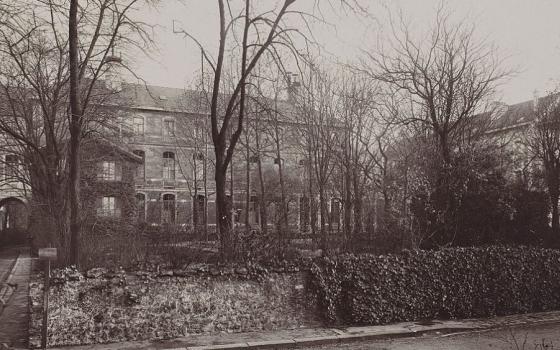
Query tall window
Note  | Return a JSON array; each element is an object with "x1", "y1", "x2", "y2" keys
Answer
[
  {"x1": 299, "y1": 195, "x2": 310, "y2": 232},
  {"x1": 163, "y1": 152, "x2": 175, "y2": 180},
  {"x1": 330, "y1": 198, "x2": 341, "y2": 225},
  {"x1": 5, "y1": 154, "x2": 19, "y2": 179},
  {"x1": 162, "y1": 193, "x2": 176, "y2": 224},
  {"x1": 249, "y1": 195, "x2": 259, "y2": 224},
  {"x1": 98, "y1": 161, "x2": 121, "y2": 181},
  {"x1": 193, "y1": 194, "x2": 205, "y2": 226},
  {"x1": 132, "y1": 116, "x2": 144, "y2": 136},
  {"x1": 163, "y1": 119, "x2": 175, "y2": 140},
  {"x1": 136, "y1": 193, "x2": 146, "y2": 222},
  {"x1": 133, "y1": 150, "x2": 145, "y2": 180},
  {"x1": 97, "y1": 196, "x2": 120, "y2": 217}
]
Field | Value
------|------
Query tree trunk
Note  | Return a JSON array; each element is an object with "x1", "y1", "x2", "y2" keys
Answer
[
  {"x1": 550, "y1": 187, "x2": 560, "y2": 234},
  {"x1": 68, "y1": 0, "x2": 82, "y2": 267},
  {"x1": 307, "y1": 155, "x2": 317, "y2": 240},
  {"x1": 343, "y1": 167, "x2": 353, "y2": 249},
  {"x1": 254, "y1": 125, "x2": 268, "y2": 235},
  {"x1": 203, "y1": 144, "x2": 208, "y2": 240},
  {"x1": 353, "y1": 168, "x2": 363, "y2": 237},
  {"x1": 318, "y1": 185, "x2": 327, "y2": 251},
  {"x1": 215, "y1": 166, "x2": 233, "y2": 260},
  {"x1": 276, "y1": 140, "x2": 288, "y2": 245},
  {"x1": 256, "y1": 156, "x2": 267, "y2": 235},
  {"x1": 245, "y1": 138, "x2": 250, "y2": 233}
]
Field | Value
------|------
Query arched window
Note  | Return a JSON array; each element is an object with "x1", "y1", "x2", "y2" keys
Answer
[
  {"x1": 136, "y1": 193, "x2": 146, "y2": 222},
  {"x1": 330, "y1": 198, "x2": 341, "y2": 225},
  {"x1": 299, "y1": 195, "x2": 310, "y2": 232},
  {"x1": 133, "y1": 150, "x2": 145, "y2": 180},
  {"x1": 162, "y1": 193, "x2": 176, "y2": 224},
  {"x1": 163, "y1": 152, "x2": 175, "y2": 180},
  {"x1": 193, "y1": 194, "x2": 205, "y2": 226}
]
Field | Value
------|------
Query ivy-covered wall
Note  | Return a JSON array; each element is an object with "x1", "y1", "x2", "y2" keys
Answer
[{"x1": 309, "y1": 246, "x2": 560, "y2": 325}]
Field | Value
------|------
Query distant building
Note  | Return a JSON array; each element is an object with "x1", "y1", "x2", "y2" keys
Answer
[{"x1": 486, "y1": 95, "x2": 547, "y2": 186}]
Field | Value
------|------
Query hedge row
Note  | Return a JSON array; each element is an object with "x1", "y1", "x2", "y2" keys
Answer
[{"x1": 308, "y1": 246, "x2": 560, "y2": 325}]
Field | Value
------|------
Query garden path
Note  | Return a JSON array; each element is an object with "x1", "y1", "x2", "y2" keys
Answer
[{"x1": 0, "y1": 247, "x2": 33, "y2": 349}]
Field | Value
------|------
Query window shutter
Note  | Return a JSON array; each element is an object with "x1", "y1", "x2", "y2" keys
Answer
[
  {"x1": 115, "y1": 197, "x2": 122, "y2": 217},
  {"x1": 95, "y1": 197, "x2": 102, "y2": 216}
]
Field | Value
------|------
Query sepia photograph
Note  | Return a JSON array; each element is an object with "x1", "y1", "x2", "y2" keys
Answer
[{"x1": 1, "y1": 0, "x2": 560, "y2": 349}]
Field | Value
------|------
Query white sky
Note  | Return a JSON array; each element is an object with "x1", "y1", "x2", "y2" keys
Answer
[{"x1": 131, "y1": 0, "x2": 560, "y2": 105}]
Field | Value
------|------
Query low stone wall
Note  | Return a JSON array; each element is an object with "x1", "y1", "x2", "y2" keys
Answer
[{"x1": 28, "y1": 265, "x2": 320, "y2": 348}]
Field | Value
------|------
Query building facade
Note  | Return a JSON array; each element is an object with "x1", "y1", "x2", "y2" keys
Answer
[{"x1": 117, "y1": 83, "x2": 318, "y2": 231}]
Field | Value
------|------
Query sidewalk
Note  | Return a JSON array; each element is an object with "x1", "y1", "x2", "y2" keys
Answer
[
  {"x1": 0, "y1": 247, "x2": 33, "y2": 348},
  {"x1": 49, "y1": 310, "x2": 560, "y2": 350},
  {"x1": 0, "y1": 246, "x2": 19, "y2": 287}
]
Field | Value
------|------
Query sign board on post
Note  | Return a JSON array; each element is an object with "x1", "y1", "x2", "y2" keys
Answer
[
  {"x1": 38, "y1": 248, "x2": 57, "y2": 350},
  {"x1": 38, "y1": 248, "x2": 57, "y2": 260}
]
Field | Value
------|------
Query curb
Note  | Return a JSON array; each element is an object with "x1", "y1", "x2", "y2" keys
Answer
[
  {"x1": 0, "y1": 249, "x2": 21, "y2": 315},
  {"x1": 159, "y1": 327, "x2": 480, "y2": 350},
  {"x1": 45, "y1": 314, "x2": 560, "y2": 350},
  {"x1": 172, "y1": 318, "x2": 560, "y2": 350}
]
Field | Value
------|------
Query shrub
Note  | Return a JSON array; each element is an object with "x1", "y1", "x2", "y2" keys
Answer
[
  {"x1": 308, "y1": 246, "x2": 560, "y2": 325},
  {"x1": 79, "y1": 220, "x2": 147, "y2": 270}
]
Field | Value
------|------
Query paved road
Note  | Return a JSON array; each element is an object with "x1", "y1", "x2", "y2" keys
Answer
[{"x1": 306, "y1": 322, "x2": 560, "y2": 349}]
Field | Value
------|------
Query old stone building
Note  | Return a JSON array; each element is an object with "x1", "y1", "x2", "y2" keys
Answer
[{"x1": 116, "y1": 83, "x2": 315, "y2": 231}]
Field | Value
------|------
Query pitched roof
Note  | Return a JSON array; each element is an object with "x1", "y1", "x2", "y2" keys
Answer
[
  {"x1": 116, "y1": 82, "x2": 297, "y2": 118},
  {"x1": 487, "y1": 100, "x2": 535, "y2": 132},
  {"x1": 117, "y1": 83, "x2": 207, "y2": 113}
]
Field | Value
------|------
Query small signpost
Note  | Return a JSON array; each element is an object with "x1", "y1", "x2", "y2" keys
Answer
[{"x1": 38, "y1": 248, "x2": 57, "y2": 350}]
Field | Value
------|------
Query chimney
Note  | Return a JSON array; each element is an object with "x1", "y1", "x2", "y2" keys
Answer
[
  {"x1": 533, "y1": 89, "x2": 540, "y2": 112},
  {"x1": 104, "y1": 68, "x2": 122, "y2": 92},
  {"x1": 287, "y1": 72, "x2": 300, "y2": 103}
]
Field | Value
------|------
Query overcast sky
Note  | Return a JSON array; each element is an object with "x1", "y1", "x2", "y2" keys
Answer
[{"x1": 132, "y1": 0, "x2": 560, "y2": 105}]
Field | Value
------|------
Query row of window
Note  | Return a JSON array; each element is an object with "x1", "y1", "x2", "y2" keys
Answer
[
  {"x1": 98, "y1": 193, "x2": 178, "y2": 223},
  {"x1": 99, "y1": 193, "x2": 342, "y2": 229},
  {"x1": 98, "y1": 152, "x2": 307, "y2": 183},
  {"x1": 129, "y1": 151, "x2": 298, "y2": 182},
  {"x1": 131, "y1": 116, "x2": 175, "y2": 138}
]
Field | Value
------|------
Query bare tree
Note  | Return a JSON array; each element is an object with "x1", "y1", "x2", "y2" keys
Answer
[
  {"x1": 362, "y1": 6, "x2": 509, "y2": 246},
  {"x1": 333, "y1": 71, "x2": 379, "y2": 246},
  {"x1": 174, "y1": 0, "x2": 366, "y2": 259},
  {"x1": 0, "y1": 0, "x2": 155, "y2": 264},
  {"x1": 293, "y1": 63, "x2": 340, "y2": 250}
]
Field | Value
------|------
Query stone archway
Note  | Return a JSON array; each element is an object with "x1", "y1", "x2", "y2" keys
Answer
[{"x1": 0, "y1": 197, "x2": 29, "y2": 246}]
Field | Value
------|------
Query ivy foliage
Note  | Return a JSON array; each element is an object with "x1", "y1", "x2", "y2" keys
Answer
[{"x1": 309, "y1": 246, "x2": 560, "y2": 325}]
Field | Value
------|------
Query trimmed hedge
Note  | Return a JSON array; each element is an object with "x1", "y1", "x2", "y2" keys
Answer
[{"x1": 308, "y1": 246, "x2": 560, "y2": 325}]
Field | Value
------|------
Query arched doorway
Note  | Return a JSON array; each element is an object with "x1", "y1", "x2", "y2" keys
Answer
[{"x1": 0, "y1": 197, "x2": 29, "y2": 246}]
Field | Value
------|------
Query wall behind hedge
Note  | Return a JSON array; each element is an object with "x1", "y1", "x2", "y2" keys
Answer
[{"x1": 309, "y1": 246, "x2": 560, "y2": 325}]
